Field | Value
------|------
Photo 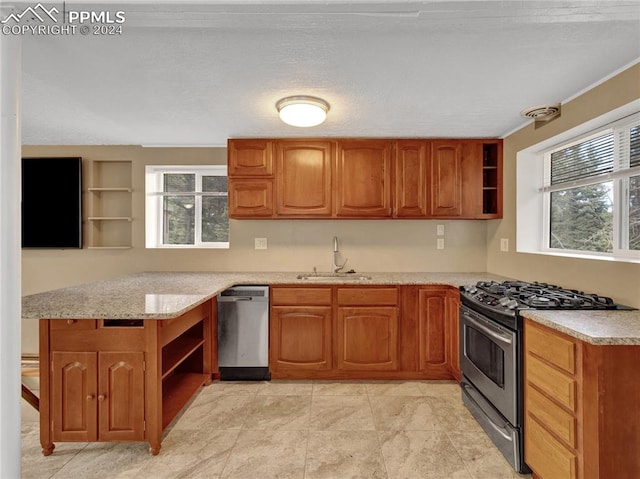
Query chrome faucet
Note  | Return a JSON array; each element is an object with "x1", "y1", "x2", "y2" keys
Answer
[{"x1": 332, "y1": 236, "x2": 348, "y2": 273}]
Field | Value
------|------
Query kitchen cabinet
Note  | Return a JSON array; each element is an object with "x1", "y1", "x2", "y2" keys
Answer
[
  {"x1": 275, "y1": 140, "x2": 334, "y2": 217},
  {"x1": 336, "y1": 288, "x2": 400, "y2": 371},
  {"x1": 430, "y1": 141, "x2": 462, "y2": 217},
  {"x1": 394, "y1": 140, "x2": 430, "y2": 217},
  {"x1": 51, "y1": 351, "x2": 144, "y2": 443},
  {"x1": 269, "y1": 285, "x2": 461, "y2": 380},
  {"x1": 87, "y1": 160, "x2": 133, "y2": 249},
  {"x1": 39, "y1": 300, "x2": 214, "y2": 456},
  {"x1": 228, "y1": 139, "x2": 275, "y2": 218},
  {"x1": 524, "y1": 319, "x2": 640, "y2": 479},
  {"x1": 335, "y1": 140, "x2": 394, "y2": 217},
  {"x1": 270, "y1": 287, "x2": 332, "y2": 372},
  {"x1": 228, "y1": 178, "x2": 274, "y2": 217}
]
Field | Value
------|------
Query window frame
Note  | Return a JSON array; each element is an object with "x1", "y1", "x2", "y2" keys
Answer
[
  {"x1": 516, "y1": 100, "x2": 640, "y2": 264},
  {"x1": 145, "y1": 165, "x2": 229, "y2": 249}
]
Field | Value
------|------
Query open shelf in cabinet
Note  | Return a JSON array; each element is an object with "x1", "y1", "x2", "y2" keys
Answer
[
  {"x1": 88, "y1": 160, "x2": 133, "y2": 248},
  {"x1": 480, "y1": 143, "x2": 502, "y2": 217},
  {"x1": 161, "y1": 372, "x2": 207, "y2": 429},
  {"x1": 162, "y1": 322, "x2": 205, "y2": 379}
]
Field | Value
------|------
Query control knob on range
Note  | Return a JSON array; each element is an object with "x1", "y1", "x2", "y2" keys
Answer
[{"x1": 506, "y1": 299, "x2": 519, "y2": 309}]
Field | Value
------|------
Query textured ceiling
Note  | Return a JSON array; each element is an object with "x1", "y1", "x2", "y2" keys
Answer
[{"x1": 11, "y1": 1, "x2": 640, "y2": 145}]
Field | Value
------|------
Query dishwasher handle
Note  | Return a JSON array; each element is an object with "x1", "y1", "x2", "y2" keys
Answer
[{"x1": 218, "y1": 296, "x2": 254, "y2": 302}]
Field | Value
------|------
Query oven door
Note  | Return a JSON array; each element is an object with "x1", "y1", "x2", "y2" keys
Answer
[{"x1": 460, "y1": 305, "x2": 517, "y2": 425}]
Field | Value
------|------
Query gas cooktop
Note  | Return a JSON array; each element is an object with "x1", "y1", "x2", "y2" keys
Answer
[{"x1": 460, "y1": 280, "x2": 632, "y2": 327}]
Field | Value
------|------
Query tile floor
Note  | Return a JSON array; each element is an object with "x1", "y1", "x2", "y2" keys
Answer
[{"x1": 22, "y1": 380, "x2": 532, "y2": 479}]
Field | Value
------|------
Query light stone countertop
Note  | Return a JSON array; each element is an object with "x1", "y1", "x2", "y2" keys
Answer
[
  {"x1": 21, "y1": 271, "x2": 505, "y2": 320},
  {"x1": 520, "y1": 309, "x2": 640, "y2": 345},
  {"x1": 21, "y1": 271, "x2": 639, "y2": 345}
]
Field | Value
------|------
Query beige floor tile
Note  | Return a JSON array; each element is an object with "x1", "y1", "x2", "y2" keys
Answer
[
  {"x1": 256, "y1": 380, "x2": 313, "y2": 396},
  {"x1": 242, "y1": 395, "x2": 311, "y2": 430},
  {"x1": 378, "y1": 430, "x2": 471, "y2": 479},
  {"x1": 310, "y1": 395, "x2": 375, "y2": 431},
  {"x1": 447, "y1": 431, "x2": 532, "y2": 479},
  {"x1": 370, "y1": 395, "x2": 442, "y2": 431},
  {"x1": 365, "y1": 381, "x2": 424, "y2": 396},
  {"x1": 313, "y1": 380, "x2": 368, "y2": 396},
  {"x1": 21, "y1": 430, "x2": 88, "y2": 479},
  {"x1": 305, "y1": 430, "x2": 388, "y2": 479},
  {"x1": 417, "y1": 380, "x2": 462, "y2": 399},
  {"x1": 220, "y1": 429, "x2": 307, "y2": 479},
  {"x1": 171, "y1": 394, "x2": 251, "y2": 431},
  {"x1": 130, "y1": 429, "x2": 240, "y2": 479},
  {"x1": 427, "y1": 397, "x2": 485, "y2": 433},
  {"x1": 199, "y1": 380, "x2": 262, "y2": 397}
]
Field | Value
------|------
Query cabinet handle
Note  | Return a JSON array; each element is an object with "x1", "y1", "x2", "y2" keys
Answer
[
  {"x1": 98, "y1": 394, "x2": 106, "y2": 401},
  {"x1": 66, "y1": 319, "x2": 77, "y2": 325},
  {"x1": 86, "y1": 394, "x2": 94, "y2": 400}
]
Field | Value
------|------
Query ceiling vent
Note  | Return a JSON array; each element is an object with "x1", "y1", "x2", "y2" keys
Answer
[{"x1": 520, "y1": 104, "x2": 561, "y2": 122}]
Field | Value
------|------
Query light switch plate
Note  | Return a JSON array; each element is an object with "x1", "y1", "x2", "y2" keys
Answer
[
  {"x1": 254, "y1": 238, "x2": 267, "y2": 250},
  {"x1": 437, "y1": 224, "x2": 445, "y2": 236},
  {"x1": 437, "y1": 238, "x2": 445, "y2": 250},
  {"x1": 500, "y1": 238, "x2": 509, "y2": 252}
]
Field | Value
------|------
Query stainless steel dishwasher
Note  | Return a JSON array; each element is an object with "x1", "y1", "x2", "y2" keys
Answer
[{"x1": 217, "y1": 285, "x2": 270, "y2": 381}]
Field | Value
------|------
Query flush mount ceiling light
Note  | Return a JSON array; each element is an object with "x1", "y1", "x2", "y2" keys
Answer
[
  {"x1": 520, "y1": 103, "x2": 561, "y2": 122},
  {"x1": 276, "y1": 95, "x2": 330, "y2": 127}
]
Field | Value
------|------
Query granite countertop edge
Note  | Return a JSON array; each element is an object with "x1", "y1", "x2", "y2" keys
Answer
[{"x1": 22, "y1": 271, "x2": 640, "y2": 345}]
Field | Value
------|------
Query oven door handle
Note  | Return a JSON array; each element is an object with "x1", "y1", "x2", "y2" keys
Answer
[{"x1": 462, "y1": 311, "x2": 513, "y2": 345}]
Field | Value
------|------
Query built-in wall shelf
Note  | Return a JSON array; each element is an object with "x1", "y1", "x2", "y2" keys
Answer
[{"x1": 87, "y1": 160, "x2": 133, "y2": 248}]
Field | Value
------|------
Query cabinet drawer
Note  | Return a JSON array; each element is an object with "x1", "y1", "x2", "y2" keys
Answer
[
  {"x1": 526, "y1": 354, "x2": 577, "y2": 412},
  {"x1": 271, "y1": 287, "x2": 332, "y2": 306},
  {"x1": 526, "y1": 415, "x2": 577, "y2": 479},
  {"x1": 527, "y1": 385, "x2": 577, "y2": 448},
  {"x1": 527, "y1": 321, "x2": 576, "y2": 375},
  {"x1": 337, "y1": 288, "x2": 398, "y2": 306},
  {"x1": 50, "y1": 319, "x2": 97, "y2": 331}
]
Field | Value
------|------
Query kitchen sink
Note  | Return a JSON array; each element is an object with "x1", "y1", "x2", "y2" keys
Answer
[{"x1": 297, "y1": 273, "x2": 372, "y2": 281}]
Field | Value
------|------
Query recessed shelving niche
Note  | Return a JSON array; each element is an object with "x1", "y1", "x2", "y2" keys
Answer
[{"x1": 87, "y1": 160, "x2": 133, "y2": 249}]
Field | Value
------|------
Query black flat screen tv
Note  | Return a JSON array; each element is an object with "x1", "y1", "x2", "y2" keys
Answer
[{"x1": 22, "y1": 157, "x2": 83, "y2": 248}]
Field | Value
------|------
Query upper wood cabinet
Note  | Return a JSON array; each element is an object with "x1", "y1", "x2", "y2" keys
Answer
[
  {"x1": 228, "y1": 138, "x2": 502, "y2": 219},
  {"x1": 335, "y1": 140, "x2": 393, "y2": 217},
  {"x1": 275, "y1": 140, "x2": 334, "y2": 217},
  {"x1": 228, "y1": 139, "x2": 274, "y2": 176},
  {"x1": 430, "y1": 141, "x2": 463, "y2": 217},
  {"x1": 395, "y1": 140, "x2": 430, "y2": 218}
]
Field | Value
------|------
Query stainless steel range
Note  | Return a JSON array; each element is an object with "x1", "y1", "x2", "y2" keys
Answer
[{"x1": 459, "y1": 280, "x2": 632, "y2": 474}]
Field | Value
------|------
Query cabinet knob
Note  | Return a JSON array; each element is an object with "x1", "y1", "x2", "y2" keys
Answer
[
  {"x1": 66, "y1": 319, "x2": 77, "y2": 325},
  {"x1": 86, "y1": 394, "x2": 94, "y2": 400},
  {"x1": 98, "y1": 394, "x2": 106, "y2": 401}
]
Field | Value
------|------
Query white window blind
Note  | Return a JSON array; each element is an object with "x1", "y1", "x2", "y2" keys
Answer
[{"x1": 550, "y1": 132, "x2": 614, "y2": 185}]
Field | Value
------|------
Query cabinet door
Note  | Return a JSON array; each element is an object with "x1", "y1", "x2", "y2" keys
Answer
[
  {"x1": 52, "y1": 352, "x2": 98, "y2": 442},
  {"x1": 417, "y1": 288, "x2": 449, "y2": 376},
  {"x1": 276, "y1": 140, "x2": 334, "y2": 216},
  {"x1": 336, "y1": 140, "x2": 393, "y2": 217},
  {"x1": 395, "y1": 140, "x2": 430, "y2": 217},
  {"x1": 270, "y1": 306, "x2": 332, "y2": 371},
  {"x1": 228, "y1": 178, "x2": 274, "y2": 217},
  {"x1": 430, "y1": 141, "x2": 462, "y2": 217},
  {"x1": 336, "y1": 307, "x2": 399, "y2": 371},
  {"x1": 98, "y1": 352, "x2": 145, "y2": 441},
  {"x1": 228, "y1": 139, "x2": 273, "y2": 176}
]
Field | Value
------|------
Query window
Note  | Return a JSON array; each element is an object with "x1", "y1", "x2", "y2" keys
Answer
[
  {"x1": 517, "y1": 103, "x2": 640, "y2": 263},
  {"x1": 145, "y1": 166, "x2": 229, "y2": 248}
]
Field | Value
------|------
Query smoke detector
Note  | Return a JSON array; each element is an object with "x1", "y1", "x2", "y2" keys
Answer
[{"x1": 520, "y1": 104, "x2": 561, "y2": 122}]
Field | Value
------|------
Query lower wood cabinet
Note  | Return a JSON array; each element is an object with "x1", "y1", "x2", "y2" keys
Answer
[
  {"x1": 524, "y1": 319, "x2": 640, "y2": 479},
  {"x1": 51, "y1": 351, "x2": 144, "y2": 443},
  {"x1": 269, "y1": 285, "x2": 459, "y2": 380},
  {"x1": 336, "y1": 306, "x2": 399, "y2": 371},
  {"x1": 40, "y1": 300, "x2": 214, "y2": 456}
]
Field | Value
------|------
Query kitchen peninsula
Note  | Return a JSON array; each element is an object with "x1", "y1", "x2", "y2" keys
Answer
[{"x1": 22, "y1": 271, "x2": 640, "y2": 471}]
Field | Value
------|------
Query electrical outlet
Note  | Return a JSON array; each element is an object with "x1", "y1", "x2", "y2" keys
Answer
[
  {"x1": 437, "y1": 238, "x2": 445, "y2": 250},
  {"x1": 500, "y1": 238, "x2": 509, "y2": 252},
  {"x1": 437, "y1": 224, "x2": 445, "y2": 236},
  {"x1": 254, "y1": 238, "x2": 267, "y2": 250}
]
